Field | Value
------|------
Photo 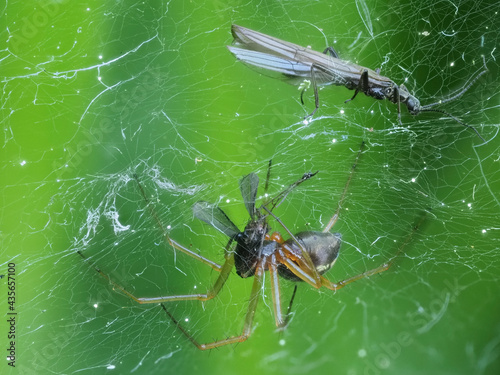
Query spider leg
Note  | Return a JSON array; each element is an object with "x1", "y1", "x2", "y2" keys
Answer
[
  {"x1": 134, "y1": 174, "x2": 222, "y2": 271},
  {"x1": 276, "y1": 211, "x2": 425, "y2": 295},
  {"x1": 268, "y1": 254, "x2": 285, "y2": 327},
  {"x1": 276, "y1": 247, "x2": 323, "y2": 288},
  {"x1": 281, "y1": 284, "x2": 298, "y2": 329},
  {"x1": 265, "y1": 207, "x2": 322, "y2": 285},
  {"x1": 323, "y1": 141, "x2": 365, "y2": 232},
  {"x1": 77, "y1": 239, "x2": 235, "y2": 304},
  {"x1": 268, "y1": 254, "x2": 298, "y2": 330},
  {"x1": 166, "y1": 237, "x2": 222, "y2": 272},
  {"x1": 321, "y1": 211, "x2": 427, "y2": 291},
  {"x1": 319, "y1": 263, "x2": 390, "y2": 291},
  {"x1": 162, "y1": 261, "x2": 265, "y2": 350}
]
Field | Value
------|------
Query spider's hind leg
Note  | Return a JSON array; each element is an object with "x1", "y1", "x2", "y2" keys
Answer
[
  {"x1": 162, "y1": 260, "x2": 266, "y2": 350},
  {"x1": 320, "y1": 211, "x2": 428, "y2": 292}
]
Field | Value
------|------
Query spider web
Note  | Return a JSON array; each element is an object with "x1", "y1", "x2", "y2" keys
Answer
[{"x1": 1, "y1": 1, "x2": 500, "y2": 374}]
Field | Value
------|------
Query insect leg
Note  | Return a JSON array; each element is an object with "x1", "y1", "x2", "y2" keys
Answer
[
  {"x1": 345, "y1": 70, "x2": 369, "y2": 103},
  {"x1": 393, "y1": 85, "x2": 404, "y2": 126},
  {"x1": 304, "y1": 64, "x2": 320, "y2": 118},
  {"x1": 323, "y1": 46, "x2": 339, "y2": 58},
  {"x1": 303, "y1": 47, "x2": 339, "y2": 117}
]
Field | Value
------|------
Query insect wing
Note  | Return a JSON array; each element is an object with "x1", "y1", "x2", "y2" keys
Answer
[
  {"x1": 227, "y1": 45, "x2": 311, "y2": 78},
  {"x1": 228, "y1": 24, "x2": 354, "y2": 86},
  {"x1": 239, "y1": 173, "x2": 259, "y2": 218},
  {"x1": 193, "y1": 201, "x2": 240, "y2": 238},
  {"x1": 231, "y1": 24, "x2": 307, "y2": 60}
]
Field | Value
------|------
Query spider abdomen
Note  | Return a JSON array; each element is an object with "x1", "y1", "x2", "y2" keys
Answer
[{"x1": 279, "y1": 231, "x2": 341, "y2": 281}]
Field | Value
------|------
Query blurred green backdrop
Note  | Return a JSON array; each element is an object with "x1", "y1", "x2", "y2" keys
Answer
[{"x1": 1, "y1": 1, "x2": 499, "y2": 374}]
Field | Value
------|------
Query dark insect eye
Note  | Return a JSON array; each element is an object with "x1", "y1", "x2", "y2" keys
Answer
[{"x1": 385, "y1": 87, "x2": 393, "y2": 95}]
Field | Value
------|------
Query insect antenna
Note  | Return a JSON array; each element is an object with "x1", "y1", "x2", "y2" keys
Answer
[
  {"x1": 263, "y1": 171, "x2": 319, "y2": 213},
  {"x1": 264, "y1": 159, "x2": 272, "y2": 194},
  {"x1": 418, "y1": 107, "x2": 486, "y2": 142},
  {"x1": 417, "y1": 56, "x2": 488, "y2": 142},
  {"x1": 420, "y1": 56, "x2": 488, "y2": 110}
]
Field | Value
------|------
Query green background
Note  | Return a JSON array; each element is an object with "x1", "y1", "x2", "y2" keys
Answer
[{"x1": 1, "y1": 1, "x2": 499, "y2": 374}]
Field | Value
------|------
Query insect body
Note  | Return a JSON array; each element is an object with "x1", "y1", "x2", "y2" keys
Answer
[
  {"x1": 227, "y1": 24, "x2": 488, "y2": 140},
  {"x1": 193, "y1": 172, "x2": 341, "y2": 282}
]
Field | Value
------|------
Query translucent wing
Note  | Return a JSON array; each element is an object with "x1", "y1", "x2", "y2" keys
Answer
[
  {"x1": 227, "y1": 45, "x2": 312, "y2": 78},
  {"x1": 193, "y1": 201, "x2": 240, "y2": 238},
  {"x1": 239, "y1": 173, "x2": 259, "y2": 218},
  {"x1": 227, "y1": 24, "x2": 361, "y2": 86}
]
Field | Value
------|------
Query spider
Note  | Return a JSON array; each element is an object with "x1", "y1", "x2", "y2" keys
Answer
[{"x1": 78, "y1": 143, "x2": 423, "y2": 350}]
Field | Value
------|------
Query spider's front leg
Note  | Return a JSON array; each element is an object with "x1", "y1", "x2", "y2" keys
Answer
[
  {"x1": 77, "y1": 237, "x2": 234, "y2": 304},
  {"x1": 134, "y1": 174, "x2": 223, "y2": 271},
  {"x1": 323, "y1": 141, "x2": 365, "y2": 233}
]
